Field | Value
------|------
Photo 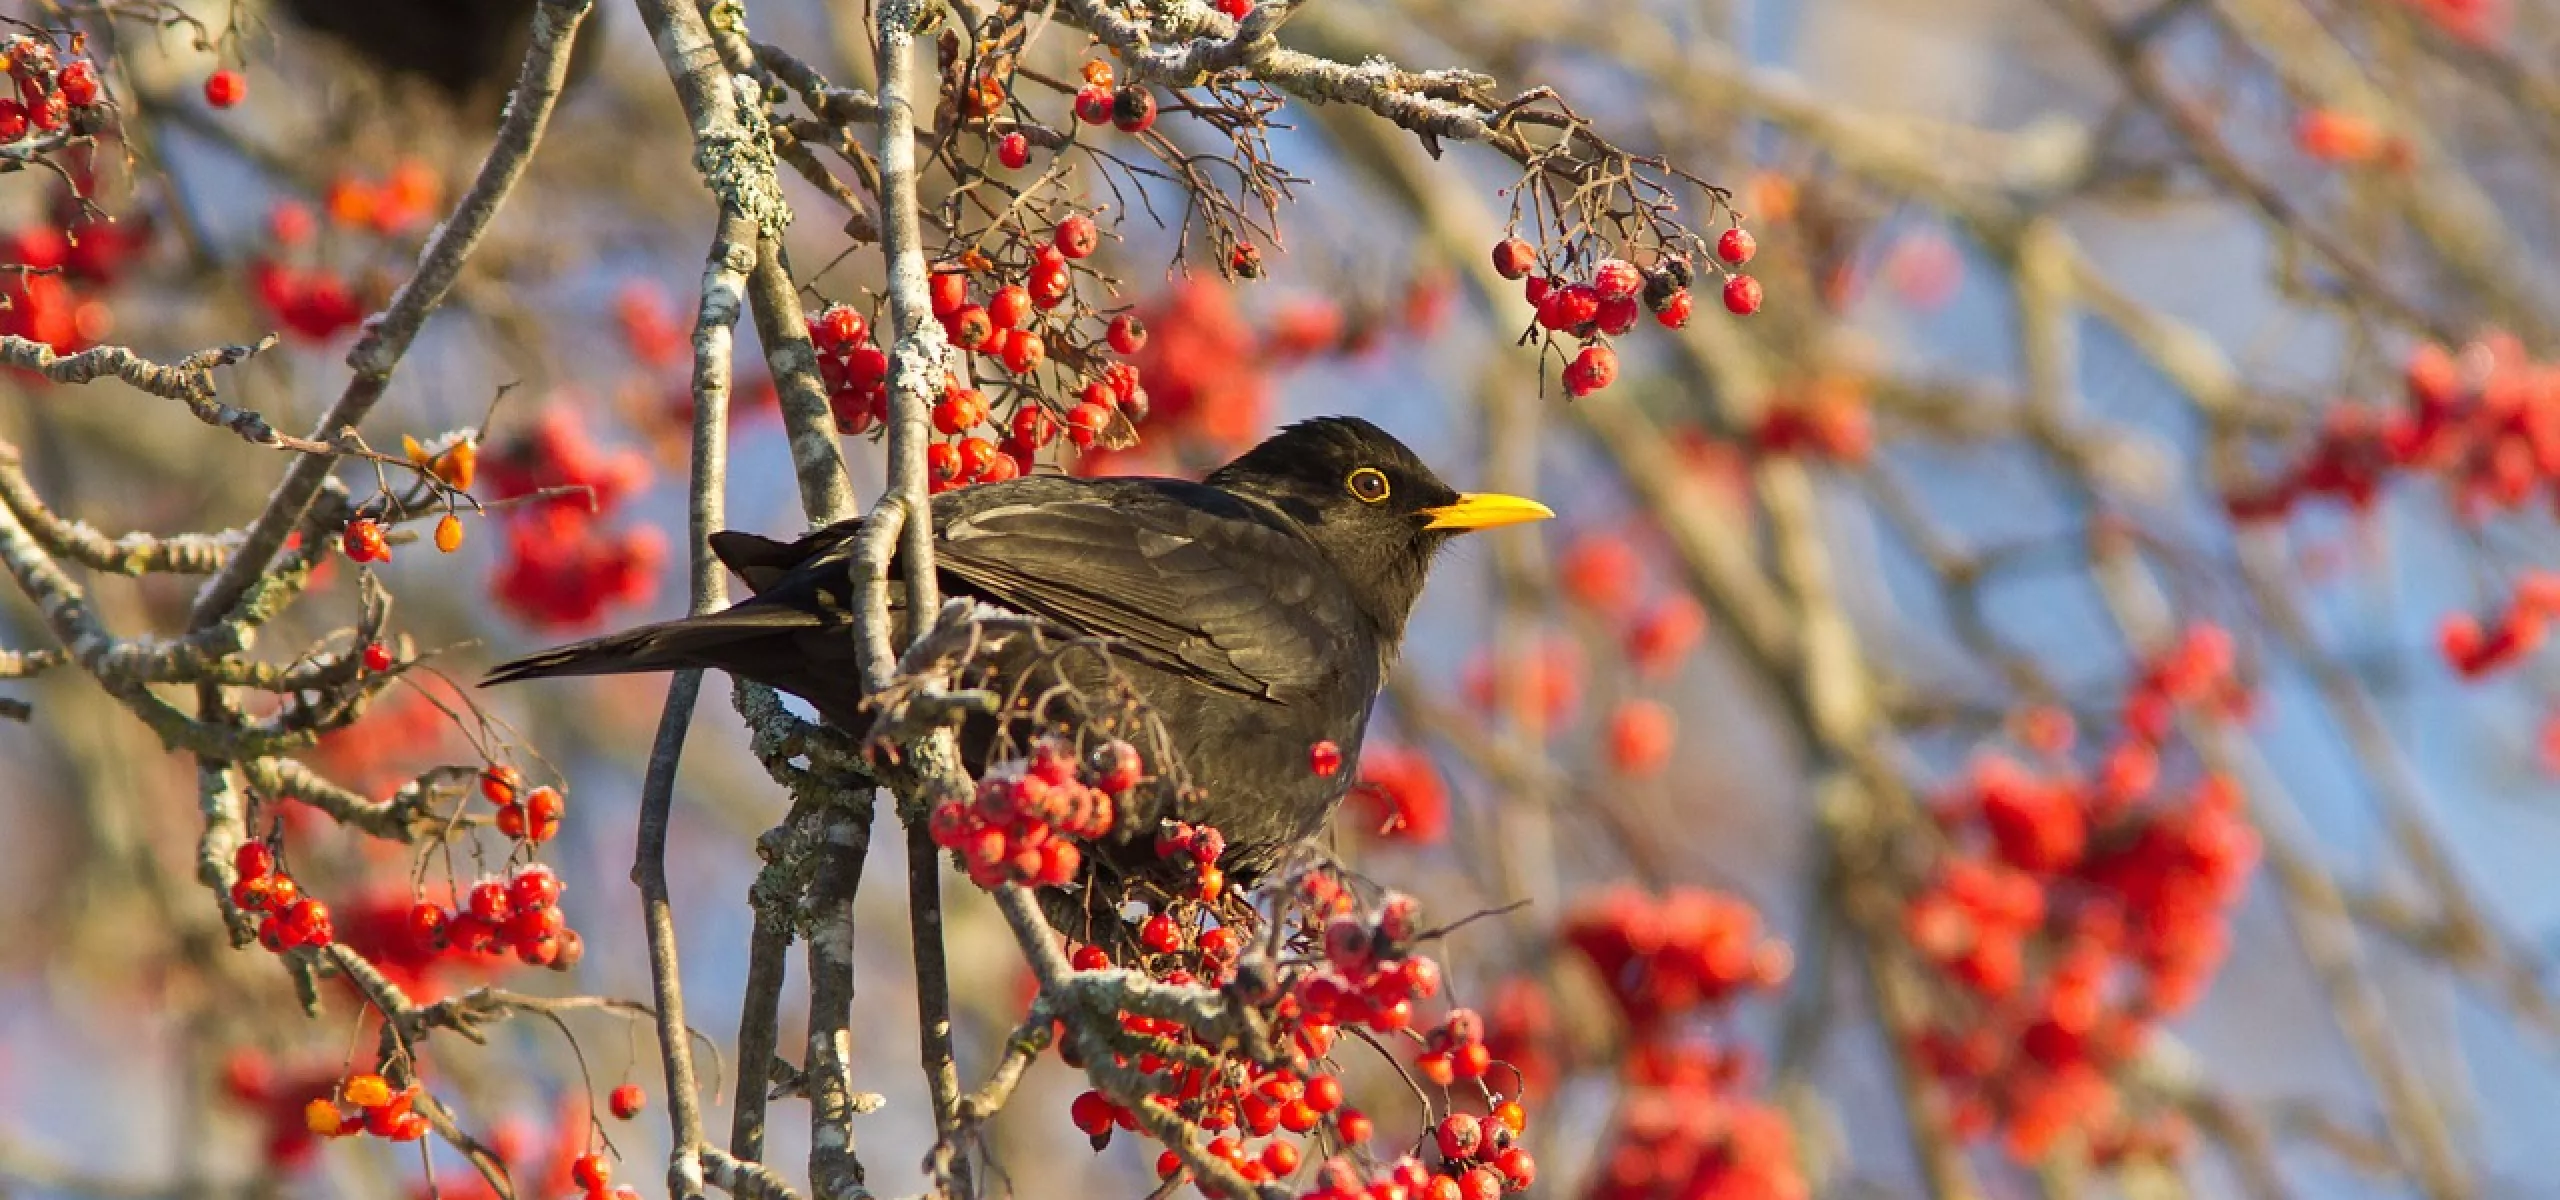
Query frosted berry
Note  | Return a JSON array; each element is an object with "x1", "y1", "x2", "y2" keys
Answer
[{"x1": 1592, "y1": 258, "x2": 1643, "y2": 300}]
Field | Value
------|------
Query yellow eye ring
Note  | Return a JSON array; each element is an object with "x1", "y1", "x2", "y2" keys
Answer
[{"x1": 1347, "y1": 467, "x2": 1391, "y2": 504}]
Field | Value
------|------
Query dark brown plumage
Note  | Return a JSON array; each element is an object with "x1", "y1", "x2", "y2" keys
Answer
[{"x1": 484, "y1": 417, "x2": 1549, "y2": 899}]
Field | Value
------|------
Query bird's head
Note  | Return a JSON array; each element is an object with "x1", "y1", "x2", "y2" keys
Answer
[{"x1": 1207, "y1": 416, "x2": 1552, "y2": 638}]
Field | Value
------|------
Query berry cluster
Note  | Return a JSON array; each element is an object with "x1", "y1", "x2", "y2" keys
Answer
[
  {"x1": 1067, "y1": 59, "x2": 1158, "y2": 136},
  {"x1": 1589, "y1": 1041, "x2": 1806, "y2": 1200},
  {"x1": 479, "y1": 765, "x2": 566, "y2": 844},
  {"x1": 1492, "y1": 228, "x2": 1757, "y2": 400},
  {"x1": 407, "y1": 862, "x2": 584, "y2": 971},
  {"x1": 1564, "y1": 887, "x2": 1793, "y2": 1030},
  {"x1": 2226, "y1": 337, "x2": 2560, "y2": 524},
  {"x1": 0, "y1": 158, "x2": 141, "y2": 360},
  {"x1": 1152, "y1": 818, "x2": 1228, "y2": 901},
  {"x1": 302, "y1": 1070, "x2": 430, "y2": 1144},
  {"x1": 219, "y1": 1050, "x2": 354, "y2": 1170},
  {"x1": 483, "y1": 405, "x2": 664, "y2": 630},
  {"x1": 1558, "y1": 889, "x2": 1803, "y2": 1200},
  {"x1": 2437, "y1": 572, "x2": 2560, "y2": 679},
  {"x1": 928, "y1": 739, "x2": 1125, "y2": 889},
  {"x1": 0, "y1": 37, "x2": 110, "y2": 142},
  {"x1": 806, "y1": 188, "x2": 1155, "y2": 492},
  {"x1": 1906, "y1": 627, "x2": 2260, "y2": 1162},
  {"x1": 231, "y1": 840, "x2": 336, "y2": 953}
]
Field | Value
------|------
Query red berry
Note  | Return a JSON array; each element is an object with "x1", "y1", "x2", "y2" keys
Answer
[
  {"x1": 1261, "y1": 1140, "x2": 1301, "y2": 1176},
  {"x1": 1563, "y1": 343, "x2": 1618, "y2": 398},
  {"x1": 1303, "y1": 1074, "x2": 1342, "y2": 1114},
  {"x1": 1717, "y1": 227, "x2": 1757, "y2": 264},
  {"x1": 1112, "y1": 86, "x2": 1158, "y2": 133},
  {"x1": 480, "y1": 765, "x2": 522, "y2": 805},
  {"x1": 948, "y1": 305, "x2": 993, "y2": 351},
  {"x1": 361, "y1": 642, "x2": 393, "y2": 672},
  {"x1": 0, "y1": 100, "x2": 25, "y2": 141},
  {"x1": 958, "y1": 436, "x2": 1002, "y2": 482},
  {"x1": 1459, "y1": 1165, "x2": 1504, "y2": 1200},
  {"x1": 1722, "y1": 273, "x2": 1764, "y2": 315},
  {"x1": 1106, "y1": 314, "x2": 1147, "y2": 355},
  {"x1": 1491, "y1": 237, "x2": 1536, "y2": 280},
  {"x1": 1071, "y1": 944, "x2": 1111, "y2": 971},
  {"x1": 1435, "y1": 1113, "x2": 1484, "y2": 1161},
  {"x1": 814, "y1": 304, "x2": 866, "y2": 349},
  {"x1": 405, "y1": 903, "x2": 448, "y2": 952},
  {"x1": 340, "y1": 517, "x2": 389, "y2": 563},
  {"x1": 203, "y1": 68, "x2": 244, "y2": 108},
  {"x1": 1028, "y1": 260, "x2": 1072, "y2": 308},
  {"x1": 1596, "y1": 295, "x2": 1641, "y2": 336},
  {"x1": 234, "y1": 841, "x2": 276, "y2": 881},
  {"x1": 999, "y1": 328, "x2": 1045, "y2": 374},
  {"x1": 282, "y1": 896, "x2": 333, "y2": 947},
  {"x1": 996, "y1": 132, "x2": 1031, "y2": 169},
  {"x1": 467, "y1": 879, "x2": 512, "y2": 924},
  {"x1": 57, "y1": 60, "x2": 98, "y2": 108},
  {"x1": 1606, "y1": 698, "x2": 1676, "y2": 775},
  {"x1": 1054, "y1": 214, "x2": 1100, "y2": 260},
  {"x1": 1012, "y1": 405, "x2": 1058, "y2": 449},
  {"x1": 1309, "y1": 739, "x2": 1342, "y2": 776},
  {"x1": 1229, "y1": 241, "x2": 1263, "y2": 278},
  {"x1": 1066, "y1": 401, "x2": 1111, "y2": 448},
  {"x1": 508, "y1": 864, "x2": 563, "y2": 911},
  {"x1": 1655, "y1": 288, "x2": 1694, "y2": 329},
  {"x1": 929, "y1": 441, "x2": 963, "y2": 488},
  {"x1": 1494, "y1": 1146, "x2": 1535, "y2": 1189},
  {"x1": 1216, "y1": 0, "x2": 1252, "y2": 16},
  {"x1": 1140, "y1": 912, "x2": 1182, "y2": 954},
  {"x1": 1335, "y1": 1107, "x2": 1373, "y2": 1143},
  {"x1": 928, "y1": 271, "x2": 967, "y2": 317},
  {"x1": 1073, "y1": 84, "x2": 1114, "y2": 125},
  {"x1": 1069, "y1": 1089, "x2": 1115, "y2": 1136},
  {"x1": 1591, "y1": 258, "x2": 1642, "y2": 300},
  {"x1": 609, "y1": 1083, "x2": 646, "y2": 1120},
  {"x1": 570, "y1": 1153, "x2": 610, "y2": 1191}
]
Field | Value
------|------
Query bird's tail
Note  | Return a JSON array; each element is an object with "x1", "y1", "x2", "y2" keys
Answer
[{"x1": 481, "y1": 607, "x2": 806, "y2": 687}]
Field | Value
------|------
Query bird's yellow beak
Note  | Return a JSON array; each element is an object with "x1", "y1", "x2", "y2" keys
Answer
[{"x1": 1421, "y1": 492, "x2": 1556, "y2": 532}]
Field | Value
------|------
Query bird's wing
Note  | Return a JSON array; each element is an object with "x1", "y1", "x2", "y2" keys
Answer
[{"x1": 928, "y1": 483, "x2": 1340, "y2": 703}]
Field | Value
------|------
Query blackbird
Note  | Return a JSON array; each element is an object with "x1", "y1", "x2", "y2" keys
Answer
[{"x1": 483, "y1": 416, "x2": 1548, "y2": 894}]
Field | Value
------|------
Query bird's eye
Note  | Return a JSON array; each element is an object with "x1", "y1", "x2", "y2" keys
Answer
[{"x1": 1347, "y1": 467, "x2": 1391, "y2": 504}]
